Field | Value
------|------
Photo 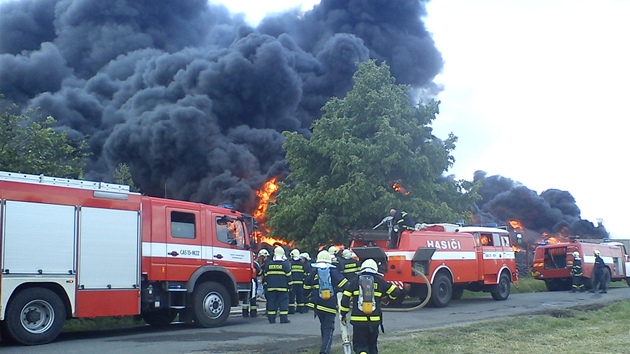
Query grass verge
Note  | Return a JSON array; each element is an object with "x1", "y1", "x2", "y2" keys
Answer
[{"x1": 302, "y1": 300, "x2": 630, "y2": 354}]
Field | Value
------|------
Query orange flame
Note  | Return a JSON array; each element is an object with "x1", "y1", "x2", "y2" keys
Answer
[
  {"x1": 392, "y1": 180, "x2": 410, "y2": 195},
  {"x1": 252, "y1": 177, "x2": 292, "y2": 247},
  {"x1": 509, "y1": 220, "x2": 524, "y2": 230}
]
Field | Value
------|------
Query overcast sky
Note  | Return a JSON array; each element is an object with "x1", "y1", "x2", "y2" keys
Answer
[{"x1": 211, "y1": 0, "x2": 629, "y2": 238}]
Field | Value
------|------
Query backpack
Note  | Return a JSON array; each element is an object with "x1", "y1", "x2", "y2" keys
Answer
[
  {"x1": 357, "y1": 274, "x2": 377, "y2": 314},
  {"x1": 317, "y1": 267, "x2": 334, "y2": 300}
]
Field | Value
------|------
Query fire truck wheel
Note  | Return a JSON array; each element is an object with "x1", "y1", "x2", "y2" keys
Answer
[
  {"x1": 3, "y1": 287, "x2": 66, "y2": 345},
  {"x1": 142, "y1": 309, "x2": 177, "y2": 326},
  {"x1": 430, "y1": 273, "x2": 452, "y2": 308},
  {"x1": 192, "y1": 282, "x2": 230, "y2": 327},
  {"x1": 491, "y1": 273, "x2": 511, "y2": 301}
]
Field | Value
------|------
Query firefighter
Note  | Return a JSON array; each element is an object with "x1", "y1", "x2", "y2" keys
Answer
[
  {"x1": 243, "y1": 251, "x2": 263, "y2": 317},
  {"x1": 304, "y1": 250, "x2": 348, "y2": 354},
  {"x1": 263, "y1": 246, "x2": 292, "y2": 324},
  {"x1": 570, "y1": 251, "x2": 584, "y2": 293},
  {"x1": 257, "y1": 249, "x2": 270, "y2": 301},
  {"x1": 590, "y1": 249, "x2": 607, "y2": 293},
  {"x1": 389, "y1": 209, "x2": 416, "y2": 248},
  {"x1": 338, "y1": 249, "x2": 360, "y2": 282},
  {"x1": 328, "y1": 245, "x2": 341, "y2": 264},
  {"x1": 289, "y1": 248, "x2": 306, "y2": 314},
  {"x1": 340, "y1": 258, "x2": 401, "y2": 354},
  {"x1": 300, "y1": 252, "x2": 313, "y2": 313}
]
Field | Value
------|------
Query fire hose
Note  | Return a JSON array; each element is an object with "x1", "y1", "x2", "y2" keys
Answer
[{"x1": 382, "y1": 267, "x2": 432, "y2": 312}]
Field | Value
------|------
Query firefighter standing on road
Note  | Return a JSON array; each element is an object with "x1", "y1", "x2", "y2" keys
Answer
[
  {"x1": 289, "y1": 248, "x2": 307, "y2": 314},
  {"x1": 340, "y1": 258, "x2": 401, "y2": 354},
  {"x1": 242, "y1": 251, "x2": 263, "y2": 317},
  {"x1": 389, "y1": 209, "x2": 416, "y2": 248},
  {"x1": 591, "y1": 249, "x2": 607, "y2": 294},
  {"x1": 570, "y1": 251, "x2": 584, "y2": 293},
  {"x1": 263, "y1": 246, "x2": 292, "y2": 324},
  {"x1": 304, "y1": 250, "x2": 348, "y2": 354}
]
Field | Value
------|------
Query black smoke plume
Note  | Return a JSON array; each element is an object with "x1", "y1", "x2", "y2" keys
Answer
[
  {"x1": 473, "y1": 171, "x2": 608, "y2": 240},
  {"x1": 0, "y1": 0, "x2": 442, "y2": 212}
]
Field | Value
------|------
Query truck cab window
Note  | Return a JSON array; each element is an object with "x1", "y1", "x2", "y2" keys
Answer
[
  {"x1": 171, "y1": 211, "x2": 195, "y2": 239},
  {"x1": 216, "y1": 217, "x2": 246, "y2": 248},
  {"x1": 479, "y1": 233, "x2": 493, "y2": 246}
]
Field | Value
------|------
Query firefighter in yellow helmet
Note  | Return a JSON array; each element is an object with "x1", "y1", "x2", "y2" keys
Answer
[
  {"x1": 262, "y1": 246, "x2": 292, "y2": 323},
  {"x1": 340, "y1": 258, "x2": 401, "y2": 354},
  {"x1": 304, "y1": 250, "x2": 348, "y2": 354},
  {"x1": 570, "y1": 251, "x2": 584, "y2": 293},
  {"x1": 591, "y1": 249, "x2": 607, "y2": 293}
]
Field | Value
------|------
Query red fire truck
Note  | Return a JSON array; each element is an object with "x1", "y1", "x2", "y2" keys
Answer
[
  {"x1": 0, "y1": 171, "x2": 256, "y2": 345},
  {"x1": 349, "y1": 221, "x2": 517, "y2": 308},
  {"x1": 531, "y1": 239, "x2": 630, "y2": 291}
]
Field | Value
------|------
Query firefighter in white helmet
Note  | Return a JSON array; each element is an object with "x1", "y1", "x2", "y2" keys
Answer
[
  {"x1": 262, "y1": 246, "x2": 292, "y2": 323},
  {"x1": 591, "y1": 249, "x2": 607, "y2": 293},
  {"x1": 304, "y1": 250, "x2": 348, "y2": 354},
  {"x1": 570, "y1": 251, "x2": 584, "y2": 293},
  {"x1": 338, "y1": 249, "x2": 360, "y2": 282},
  {"x1": 340, "y1": 258, "x2": 401, "y2": 354},
  {"x1": 288, "y1": 249, "x2": 306, "y2": 314}
]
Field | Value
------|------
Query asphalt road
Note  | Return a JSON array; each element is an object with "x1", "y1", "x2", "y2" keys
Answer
[{"x1": 2, "y1": 287, "x2": 629, "y2": 354}]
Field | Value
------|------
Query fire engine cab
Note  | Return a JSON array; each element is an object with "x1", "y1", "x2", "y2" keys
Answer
[
  {"x1": 349, "y1": 221, "x2": 517, "y2": 308},
  {"x1": 0, "y1": 171, "x2": 256, "y2": 345},
  {"x1": 531, "y1": 239, "x2": 630, "y2": 291}
]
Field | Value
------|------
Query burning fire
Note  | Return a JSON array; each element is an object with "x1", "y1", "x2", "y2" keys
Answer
[
  {"x1": 252, "y1": 177, "x2": 292, "y2": 247},
  {"x1": 392, "y1": 180, "x2": 410, "y2": 195},
  {"x1": 509, "y1": 220, "x2": 523, "y2": 230}
]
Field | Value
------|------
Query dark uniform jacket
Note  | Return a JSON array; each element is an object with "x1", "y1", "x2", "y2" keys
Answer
[
  {"x1": 393, "y1": 210, "x2": 416, "y2": 230},
  {"x1": 571, "y1": 258, "x2": 582, "y2": 276},
  {"x1": 303, "y1": 265, "x2": 348, "y2": 314},
  {"x1": 594, "y1": 255, "x2": 605, "y2": 275},
  {"x1": 337, "y1": 257, "x2": 360, "y2": 281},
  {"x1": 263, "y1": 259, "x2": 292, "y2": 292},
  {"x1": 339, "y1": 274, "x2": 400, "y2": 325},
  {"x1": 290, "y1": 258, "x2": 306, "y2": 285}
]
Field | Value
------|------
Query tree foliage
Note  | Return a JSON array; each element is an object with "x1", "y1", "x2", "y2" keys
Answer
[
  {"x1": 266, "y1": 60, "x2": 479, "y2": 251},
  {"x1": 113, "y1": 163, "x2": 139, "y2": 192},
  {"x1": 0, "y1": 103, "x2": 88, "y2": 178}
]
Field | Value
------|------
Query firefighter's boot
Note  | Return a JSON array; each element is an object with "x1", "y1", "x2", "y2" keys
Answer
[
  {"x1": 250, "y1": 309, "x2": 258, "y2": 318},
  {"x1": 280, "y1": 314, "x2": 290, "y2": 324},
  {"x1": 242, "y1": 308, "x2": 249, "y2": 317}
]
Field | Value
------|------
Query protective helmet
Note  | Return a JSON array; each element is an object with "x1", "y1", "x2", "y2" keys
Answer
[
  {"x1": 328, "y1": 246, "x2": 338, "y2": 255},
  {"x1": 274, "y1": 246, "x2": 285, "y2": 257},
  {"x1": 572, "y1": 251, "x2": 580, "y2": 258},
  {"x1": 594, "y1": 249, "x2": 601, "y2": 256},
  {"x1": 316, "y1": 250, "x2": 332, "y2": 263},
  {"x1": 342, "y1": 249, "x2": 353, "y2": 259},
  {"x1": 258, "y1": 249, "x2": 270, "y2": 258},
  {"x1": 300, "y1": 252, "x2": 311, "y2": 261},
  {"x1": 290, "y1": 249, "x2": 300, "y2": 259},
  {"x1": 360, "y1": 259, "x2": 379, "y2": 273}
]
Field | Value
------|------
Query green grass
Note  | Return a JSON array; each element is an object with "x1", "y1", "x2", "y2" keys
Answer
[
  {"x1": 300, "y1": 301, "x2": 630, "y2": 354},
  {"x1": 62, "y1": 316, "x2": 144, "y2": 332}
]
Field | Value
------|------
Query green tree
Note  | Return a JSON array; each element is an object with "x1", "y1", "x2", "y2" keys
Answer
[
  {"x1": 0, "y1": 104, "x2": 88, "y2": 178},
  {"x1": 266, "y1": 60, "x2": 478, "y2": 250},
  {"x1": 113, "y1": 163, "x2": 138, "y2": 192}
]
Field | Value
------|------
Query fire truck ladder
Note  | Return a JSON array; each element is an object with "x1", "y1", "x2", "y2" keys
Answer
[{"x1": 0, "y1": 171, "x2": 137, "y2": 196}]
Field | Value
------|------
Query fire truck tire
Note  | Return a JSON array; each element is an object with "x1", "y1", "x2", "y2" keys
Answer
[
  {"x1": 491, "y1": 273, "x2": 511, "y2": 301},
  {"x1": 142, "y1": 309, "x2": 177, "y2": 327},
  {"x1": 3, "y1": 287, "x2": 66, "y2": 346},
  {"x1": 430, "y1": 273, "x2": 452, "y2": 308},
  {"x1": 192, "y1": 282, "x2": 230, "y2": 328}
]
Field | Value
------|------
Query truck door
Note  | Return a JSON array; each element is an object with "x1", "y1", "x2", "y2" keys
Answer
[
  {"x1": 211, "y1": 214, "x2": 252, "y2": 282},
  {"x1": 478, "y1": 231, "x2": 500, "y2": 281},
  {"x1": 165, "y1": 208, "x2": 202, "y2": 281}
]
